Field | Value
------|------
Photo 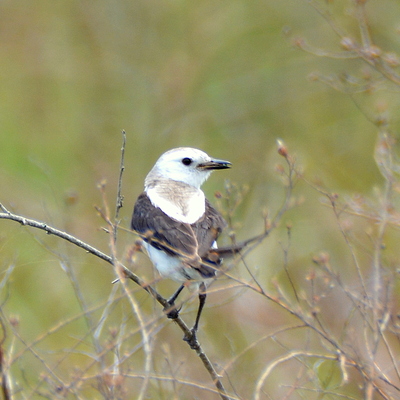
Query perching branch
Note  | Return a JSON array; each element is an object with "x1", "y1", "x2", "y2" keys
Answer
[{"x1": 0, "y1": 204, "x2": 234, "y2": 400}]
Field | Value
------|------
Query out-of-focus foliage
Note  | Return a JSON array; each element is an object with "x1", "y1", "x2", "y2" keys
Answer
[{"x1": 1, "y1": 0, "x2": 400, "y2": 399}]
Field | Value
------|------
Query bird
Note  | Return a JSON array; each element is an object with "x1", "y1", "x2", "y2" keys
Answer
[{"x1": 131, "y1": 147, "x2": 231, "y2": 348}]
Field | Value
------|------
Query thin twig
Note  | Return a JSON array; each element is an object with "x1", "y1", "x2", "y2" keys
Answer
[
  {"x1": 253, "y1": 351, "x2": 338, "y2": 400},
  {"x1": 114, "y1": 130, "x2": 126, "y2": 243},
  {"x1": 99, "y1": 180, "x2": 153, "y2": 400},
  {"x1": 280, "y1": 224, "x2": 299, "y2": 303},
  {"x1": 356, "y1": 0, "x2": 372, "y2": 50},
  {"x1": 0, "y1": 317, "x2": 11, "y2": 400},
  {"x1": 0, "y1": 205, "x2": 114, "y2": 264}
]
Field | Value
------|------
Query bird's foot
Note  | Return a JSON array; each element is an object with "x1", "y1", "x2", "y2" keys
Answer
[
  {"x1": 183, "y1": 328, "x2": 200, "y2": 350},
  {"x1": 163, "y1": 302, "x2": 181, "y2": 319}
]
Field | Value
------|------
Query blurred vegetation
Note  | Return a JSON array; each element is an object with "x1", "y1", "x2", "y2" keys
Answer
[{"x1": 1, "y1": 0, "x2": 400, "y2": 399}]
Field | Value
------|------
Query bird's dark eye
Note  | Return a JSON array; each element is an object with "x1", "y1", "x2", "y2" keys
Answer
[{"x1": 182, "y1": 157, "x2": 192, "y2": 166}]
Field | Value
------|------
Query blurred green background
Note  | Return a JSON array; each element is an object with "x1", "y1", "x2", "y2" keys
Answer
[{"x1": 1, "y1": 0, "x2": 399, "y2": 398}]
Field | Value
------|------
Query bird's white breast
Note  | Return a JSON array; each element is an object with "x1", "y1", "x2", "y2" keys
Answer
[{"x1": 146, "y1": 185, "x2": 205, "y2": 224}]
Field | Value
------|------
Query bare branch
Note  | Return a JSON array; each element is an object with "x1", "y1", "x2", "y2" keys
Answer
[{"x1": 0, "y1": 202, "x2": 233, "y2": 400}]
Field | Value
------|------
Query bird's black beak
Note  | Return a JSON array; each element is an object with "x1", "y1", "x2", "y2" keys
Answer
[{"x1": 198, "y1": 159, "x2": 232, "y2": 170}]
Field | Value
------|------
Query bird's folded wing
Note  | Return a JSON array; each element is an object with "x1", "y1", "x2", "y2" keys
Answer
[
  {"x1": 131, "y1": 192, "x2": 199, "y2": 260},
  {"x1": 192, "y1": 199, "x2": 227, "y2": 258},
  {"x1": 131, "y1": 193, "x2": 230, "y2": 278}
]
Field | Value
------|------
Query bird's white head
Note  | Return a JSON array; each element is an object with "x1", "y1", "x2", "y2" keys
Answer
[{"x1": 145, "y1": 147, "x2": 231, "y2": 189}]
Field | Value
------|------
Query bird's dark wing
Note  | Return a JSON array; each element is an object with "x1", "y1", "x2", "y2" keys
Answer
[
  {"x1": 131, "y1": 193, "x2": 228, "y2": 279},
  {"x1": 131, "y1": 192, "x2": 199, "y2": 260},
  {"x1": 192, "y1": 199, "x2": 227, "y2": 258}
]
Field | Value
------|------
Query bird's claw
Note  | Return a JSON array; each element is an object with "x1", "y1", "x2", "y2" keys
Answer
[
  {"x1": 183, "y1": 328, "x2": 200, "y2": 349},
  {"x1": 163, "y1": 302, "x2": 181, "y2": 319}
]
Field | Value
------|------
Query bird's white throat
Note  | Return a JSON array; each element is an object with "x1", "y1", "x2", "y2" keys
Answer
[{"x1": 146, "y1": 179, "x2": 205, "y2": 224}]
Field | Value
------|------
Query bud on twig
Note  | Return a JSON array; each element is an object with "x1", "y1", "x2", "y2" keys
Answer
[
  {"x1": 276, "y1": 139, "x2": 288, "y2": 158},
  {"x1": 340, "y1": 37, "x2": 356, "y2": 51}
]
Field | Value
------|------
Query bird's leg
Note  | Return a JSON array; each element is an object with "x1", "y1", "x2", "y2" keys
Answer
[
  {"x1": 184, "y1": 282, "x2": 206, "y2": 349},
  {"x1": 164, "y1": 284, "x2": 185, "y2": 319}
]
